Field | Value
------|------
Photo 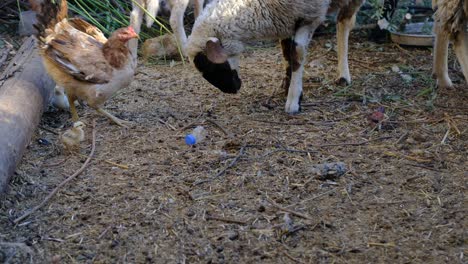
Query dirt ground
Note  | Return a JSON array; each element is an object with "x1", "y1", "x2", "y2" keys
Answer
[{"x1": 0, "y1": 33, "x2": 467, "y2": 263}]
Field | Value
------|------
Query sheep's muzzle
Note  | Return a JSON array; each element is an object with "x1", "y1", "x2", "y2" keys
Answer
[{"x1": 193, "y1": 53, "x2": 241, "y2": 94}]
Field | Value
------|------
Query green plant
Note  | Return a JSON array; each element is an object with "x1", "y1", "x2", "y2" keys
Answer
[{"x1": 68, "y1": 0, "x2": 170, "y2": 41}]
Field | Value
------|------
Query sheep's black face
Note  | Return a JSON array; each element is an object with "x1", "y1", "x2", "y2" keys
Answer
[{"x1": 193, "y1": 53, "x2": 241, "y2": 94}]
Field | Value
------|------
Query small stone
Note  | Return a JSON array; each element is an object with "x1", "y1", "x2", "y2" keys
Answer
[
  {"x1": 258, "y1": 205, "x2": 266, "y2": 212},
  {"x1": 228, "y1": 232, "x2": 239, "y2": 241}
]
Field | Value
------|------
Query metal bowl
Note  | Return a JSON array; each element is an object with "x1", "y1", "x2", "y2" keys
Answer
[{"x1": 390, "y1": 22, "x2": 434, "y2": 47}]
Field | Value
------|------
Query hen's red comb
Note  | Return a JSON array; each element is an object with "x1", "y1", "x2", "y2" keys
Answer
[{"x1": 127, "y1": 26, "x2": 136, "y2": 34}]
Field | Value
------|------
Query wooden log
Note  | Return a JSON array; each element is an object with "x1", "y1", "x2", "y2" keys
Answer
[{"x1": 0, "y1": 36, "x2": 55, "y2": 193}]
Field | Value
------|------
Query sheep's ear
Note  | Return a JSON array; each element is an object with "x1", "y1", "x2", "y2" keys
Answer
[{"x1": 206, "y1": 39, "x2": 228, "y2": 64}]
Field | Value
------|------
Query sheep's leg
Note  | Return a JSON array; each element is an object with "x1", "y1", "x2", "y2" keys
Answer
[
  {"x1": 193, "y1": 0, "x2": 204, "y2": 18},
  {"x1": 285, "y1": 26, "x2": 315, "y2": 114},
  {"x1": 280, "y1": 38, "x2": 298, "y2": 96},
  {"x1": 170, "y1": 0, "x2": 190, "y2": 55},
  {"x1": 336, "y1": 9, "x2": 358, "y2": 86},
  {"x1": 129, "y1": 5, "x2": 144, "y2": 61},
  {"x1": 432, "y1": 22, "x2": 453, "y2": 88},
  {"x1": 453, "y1": 30, "x2": 468, "y2": 85}
]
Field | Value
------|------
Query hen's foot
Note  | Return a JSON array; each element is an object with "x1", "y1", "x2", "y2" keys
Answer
[{"x1": 96, "y1": 108, "x2": 132, "y2": 128}]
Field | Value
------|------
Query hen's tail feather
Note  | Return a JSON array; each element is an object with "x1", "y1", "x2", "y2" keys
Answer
[{"x1": 34, "y1": 0, "x2": 68, "y2": 39}]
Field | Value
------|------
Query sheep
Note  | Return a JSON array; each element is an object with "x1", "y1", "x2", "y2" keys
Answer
[
  {"x1": 129, "y1": 0, "x2": 207, "y2": 59},
  {"x1": 186, "y1": 0, "x2": 365, "y2": 114},
  {"x1": 432, "y1": 0, "x2": 467, "y2": 88}
]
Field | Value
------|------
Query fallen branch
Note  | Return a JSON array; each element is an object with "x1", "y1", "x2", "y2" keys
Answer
[{"x1": 13, "y1": 120, "x2": 97, "y2": 224}]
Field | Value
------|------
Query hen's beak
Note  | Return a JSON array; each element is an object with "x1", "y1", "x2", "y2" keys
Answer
[
  {"x1": 131, "y1": 32, "x2": 139, "y2": 40},
  {"x1": 127, "y1": 26, "x2": 140, "y2": 39}
]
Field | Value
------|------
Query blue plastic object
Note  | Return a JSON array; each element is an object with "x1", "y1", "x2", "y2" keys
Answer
[{"x1": 185, "y1": 134, "x2": 196, "y2": 145}]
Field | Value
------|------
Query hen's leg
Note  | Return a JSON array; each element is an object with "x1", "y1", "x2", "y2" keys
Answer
[
  {"x1": 68, "y1": 96, "x2": 79, "y2": 122},
  {"x1": 96, "y1": 108, "x2": 131, "y2": 127}
]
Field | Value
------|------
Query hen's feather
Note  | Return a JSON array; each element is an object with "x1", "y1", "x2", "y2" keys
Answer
[
  {"x1": 32, "y1": 0, "x2": 137, "y2": 124},
  {"x1": 43, "y1": 22, "x2": 112, "y2": 84}
]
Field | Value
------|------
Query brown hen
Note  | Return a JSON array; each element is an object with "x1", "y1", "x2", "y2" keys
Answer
[{"x1": 31, "y1": 0, "x2": 138, "y2": 126}]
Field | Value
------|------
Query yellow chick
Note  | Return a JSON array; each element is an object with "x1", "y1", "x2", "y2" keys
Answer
[{"x1": 60, "y1": 121, "x2": 86, "y2": 153}]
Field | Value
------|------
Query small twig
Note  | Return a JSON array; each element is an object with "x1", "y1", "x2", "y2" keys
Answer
[
  {"x1": 301, "y1": 100, "x2": 345, "y2": 106},
  {"x1": 367, "y1": 242, "x2": 396, "y2": 247},
  {"x1": 298, "y1": 189, "x2": 337, "y2": 205},
  {"x1": 393, "y1": 44, "x2": 414, "y2": 57},
  {"x1": 329, "y1": 57, "x2": 376, "y2": 71},
  {"x1": 76, "y1": 153, "x2": 129, "y2": 169},
  {"x1": 13, "y1": 120, "x2": 97, "y2": 224},
  {"x1": 38, "y1": 125, "x2": 59, "y2": 135},
  {"x1": 406, "y1": 163, "x2": 442, "y2": 172},
  {"x1": 42, "y1": 158, "x2": 68, "y2": 168},
  {"x1": 98, "y1": 226, "x2": 112, "y2": 240},
  {"x1": 267, "y1": 198, "x2": 314, "y2": 222},
  {"x1": 395, "y1": 131, "x2": 409, "y2": 145},
  {"x1": 194, "y1": 145, "x2": 247, "y2": 185},
  {"x1": 384, "y1": 151, "x2": 432, "y2": 163},
  {"x1": 251, "y1": 118, "x2": 335, "y2": 126},
  {"x1": 41, "y1": 237, "x2": 65, "y2": 243},
  {"x1": 158, "y1": 118, "x2": 177, "y2": 131},
  {"x1": 206, "y1": 119, "x2": 232, "y2": 137},
  {"x1": 281, "y1": 249, "x2": 306, "y2": 264},
  {"x1": 440, "y1": 128, "x2": 450, "y2": 144},
  {"x1": 206, "y1": 215, "x2": 248, "y2": 225},
  {"x1": 312, "y1": 136, "x2": 392, "y2": 148},
  {"x1": 213, "y1": 145, "x2": 246, "y2": 177},
  {"x1": 261, "y1": 147, "x2": 317, "y2": 158}
]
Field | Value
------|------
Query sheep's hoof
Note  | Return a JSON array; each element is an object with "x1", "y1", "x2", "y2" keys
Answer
[
  {"x1": 435, "y1": 76, "x2": 453, "y2": 89},
  {"x1": 284, "y1": 93, "x2": 302, "y2": 114},
  {"x1": 436, "y1": 81, "x2": 454, "y2": 89},
  {"x1": 285, "y1": 103, "x2": 300, "y2": 114},
  {"x1": 335, "y1": 77, "x2": 351, "y2": 86}
]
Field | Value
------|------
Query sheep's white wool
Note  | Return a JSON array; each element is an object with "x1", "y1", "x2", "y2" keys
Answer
[
  {"x1": 188, "y1": 0, "x2": 331, "y2": 59},
  {"x1": 187, "y1": 0, "x2": 366, "y2": 114}
]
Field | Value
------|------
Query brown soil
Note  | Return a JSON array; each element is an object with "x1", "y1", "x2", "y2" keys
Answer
[{"x1": 1, "y1": 34, "x2": 467, "y2": 263}]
